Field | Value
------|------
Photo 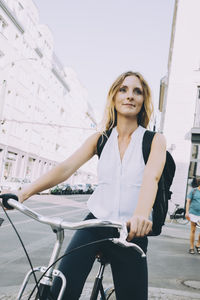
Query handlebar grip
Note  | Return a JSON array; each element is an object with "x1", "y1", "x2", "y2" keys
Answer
[{"x1": 0, "y1": 193, "x2": 19, "y2": 209}]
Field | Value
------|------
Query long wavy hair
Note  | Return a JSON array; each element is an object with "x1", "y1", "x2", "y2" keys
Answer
[{"x1": 100, "y1": 71, "x2": 154, "y2": 131}]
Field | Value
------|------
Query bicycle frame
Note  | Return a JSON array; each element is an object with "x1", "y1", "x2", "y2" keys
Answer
[
  {"x1": 1, "y1": 198, "x2": 146, "y2": 300},
  {"x1": 17, "y1": 226, "x2": 66, "y2": 300}
]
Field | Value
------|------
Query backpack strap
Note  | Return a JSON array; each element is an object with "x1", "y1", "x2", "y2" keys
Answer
[
  {"x1": 97, "y1": 128, "x2": 113, "y2": 158},
  {"x1": 142, "y1": 130, "x2": 166, "y2": 236},
  {"x1": 142, "y1": 130, "x2": 156, "y2": 164}
]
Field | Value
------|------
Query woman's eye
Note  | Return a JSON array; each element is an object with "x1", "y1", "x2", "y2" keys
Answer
[
  {"x1": 119, "y1": 87, "x2": 126, "y2": 92},
  {"x1": 133, "y1": 88, "x2": 143, "y2": 95}
]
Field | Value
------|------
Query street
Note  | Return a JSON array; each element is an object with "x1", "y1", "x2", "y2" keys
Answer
[{"x1": 0, "y1": 194, "x2": 200, "y2": 299}]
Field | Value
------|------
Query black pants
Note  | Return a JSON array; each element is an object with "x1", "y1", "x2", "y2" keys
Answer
[{"x1": 51, "y1": 213, "x2": 148, "y2": 300}]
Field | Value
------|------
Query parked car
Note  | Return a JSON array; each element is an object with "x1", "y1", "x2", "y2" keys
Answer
[
  {"x1": 50, "y1": 185, "x2": 62, "y2": 195},
  {"x1": 71, "y1": 184, "x2": 84, "y2": 194},
  {"x1": 92, "y1": 184, "x2": 98, "y2": 191},
  {"x1": 50, "y1": 183, "x2": 73, "y2": 195},
  {"x1": 84, "y1": 183, "x2": 93, "y2": 194},
  {"x1": 61, "y1": 183, "x2": 72, "y2": 195},
  {"x1": 49, "y1": 183, "x2": 97, "y2": 196}
]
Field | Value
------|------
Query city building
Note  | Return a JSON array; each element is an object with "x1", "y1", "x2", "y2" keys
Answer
[
  {"x1": 158, "y1": 0, "x2": 200, "y2": 205},
  {"x1": 0, "y1": 0, "x2": 97, "y2": 189}
]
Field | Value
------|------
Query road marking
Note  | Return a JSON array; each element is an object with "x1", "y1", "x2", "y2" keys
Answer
[{"x1": 0, "y1": 209, "x2": 89, "y2": 266}]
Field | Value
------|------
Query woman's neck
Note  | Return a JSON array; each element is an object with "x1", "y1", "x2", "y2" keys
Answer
[{"x1": 116, "y1": 117, "x2": 139, "y2": 138}]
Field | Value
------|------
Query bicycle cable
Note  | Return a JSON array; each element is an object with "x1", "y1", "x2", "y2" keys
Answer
[
  {"x1": 1, "y1": 205, "x2": 42, "y2": 299},
  {"x1": 28, "y1": 237, "x2": 113, "y2": 300},
  {"x1": 1, "y1": 204, "x2": 118, "y2": 300}
]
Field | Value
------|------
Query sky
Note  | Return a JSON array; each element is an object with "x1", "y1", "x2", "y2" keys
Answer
[{"x1": 33, "y1": 0, "x2": 175, "y2": 122}]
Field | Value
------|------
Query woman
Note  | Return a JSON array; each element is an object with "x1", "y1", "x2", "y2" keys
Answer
[
  {"x1": 186, "y1": 177, "x2": 200, "y2": 254},
  {"x1": 1, "y1": 71, "x2": 166, "y2": 299}
]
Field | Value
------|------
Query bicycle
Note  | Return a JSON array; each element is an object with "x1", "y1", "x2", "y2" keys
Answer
[
  {"x1": 0, "y1": 196, "x2": 146, "y2": 300},
  {"x1": 167, "y1": 200, "x2": 189, "y2": 225}
]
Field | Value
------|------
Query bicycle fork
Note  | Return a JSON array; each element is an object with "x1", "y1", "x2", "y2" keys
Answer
[{"x1": 17, "y1": 226, "x2": 66, "y2": 300}]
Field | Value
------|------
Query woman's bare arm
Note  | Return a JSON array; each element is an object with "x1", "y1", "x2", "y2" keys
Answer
[
  {"x1": 19, "y1": 132, "x2": 101, "y2": 202},
  {"x1": 185, "y1": 198, "x2": 191, "y2": 220},
  {"x1": 127, "y1": 133, "x2": 166, "y2": 239}
]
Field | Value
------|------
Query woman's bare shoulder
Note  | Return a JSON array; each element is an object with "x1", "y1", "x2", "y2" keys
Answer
[
  {"x1": 152, "y1": 132, "x2": 166, "y2": 148},
  {"x1": 83, "y1": 131, "x2": 102, "y2": 155},
  {"x1": 87, "y1": 131, "x2": 102, "y2": 143}
]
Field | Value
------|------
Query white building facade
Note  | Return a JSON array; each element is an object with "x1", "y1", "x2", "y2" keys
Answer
[
  {"x1": 158, "y1": 0, "x2": 200, "y2": 206},
  {"x1": 0, "y1": 0, "x2": 97, "y2": 187}
]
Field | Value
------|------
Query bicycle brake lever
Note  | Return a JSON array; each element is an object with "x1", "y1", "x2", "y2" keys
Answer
[
  {"x1": 109, "y1": 223, "x2": 146, "y2": 257},
  {"x1": 110, "y1": 238, "x2": 146, "y2": 257}
]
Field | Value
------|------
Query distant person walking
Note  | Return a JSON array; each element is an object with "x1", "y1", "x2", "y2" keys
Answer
[{"x1": 185, "y1": 177, "x2": 200, "y2": 254}]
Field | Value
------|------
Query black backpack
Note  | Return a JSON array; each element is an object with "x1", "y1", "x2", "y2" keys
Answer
[{"x1": 96, "y1": 129, "x2": 176, "y2": 236}]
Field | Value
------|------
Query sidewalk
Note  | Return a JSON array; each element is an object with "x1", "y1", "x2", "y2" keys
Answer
[
  {"x1": 147, "y1": 222, "x2": 200, "y2": 299},
  {"x1": 1, "y1": 222, "x2": 200, "y2": 299},
  {"x1": 1, "y1": 283, "x2": 200, "y2": 300}
]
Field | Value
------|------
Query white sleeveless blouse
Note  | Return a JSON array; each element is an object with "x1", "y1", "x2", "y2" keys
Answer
[{"x1": 87, "y1": 125, "x2": 147, "y2": 222}]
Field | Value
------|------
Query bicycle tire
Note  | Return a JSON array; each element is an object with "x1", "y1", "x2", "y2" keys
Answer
[
  {"x1": 174, "y1": 208, "x2": 189, "y2": 225},
  {"x1": 100, "y1": 287, "x2": 116, "y2": 300},
  {"x1": 176, "y1": 217, "x2": 189, "y2": 225}
]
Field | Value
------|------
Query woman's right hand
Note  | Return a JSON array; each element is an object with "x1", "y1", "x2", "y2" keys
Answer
[
  {"x1": 0, "y1": 190, "x2": 26, "y2": 210},
  {"x1": 185, "y1": 212, "x2": 190, "y2": 221}
]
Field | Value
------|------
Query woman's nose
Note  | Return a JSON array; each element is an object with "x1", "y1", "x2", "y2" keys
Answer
[{"x1": 127, "y1": 92, "x2": 134, "y2": 100}]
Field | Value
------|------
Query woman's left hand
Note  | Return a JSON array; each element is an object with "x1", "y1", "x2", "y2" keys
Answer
[{"x1": 126, "y1": 215, "x2": 152, "y2": 241}]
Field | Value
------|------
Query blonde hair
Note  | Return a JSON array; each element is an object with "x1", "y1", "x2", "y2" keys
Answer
[{"x1": 100, "y1": 71, "x2": 154, "y2": 131}]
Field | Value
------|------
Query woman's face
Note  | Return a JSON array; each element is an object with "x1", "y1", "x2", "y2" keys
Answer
[{"x1": 114, "y1": 75, "x2": 144, "y2": 118}]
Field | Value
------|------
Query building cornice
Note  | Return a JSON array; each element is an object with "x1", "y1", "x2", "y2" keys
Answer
[{"x1": 0, "y1": 0, "x2": 24, "y2": 34}]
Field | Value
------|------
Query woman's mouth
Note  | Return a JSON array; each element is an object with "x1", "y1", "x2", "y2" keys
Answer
[{"x1": 123, "y1": 103, "x2": 135, "y2": 107}]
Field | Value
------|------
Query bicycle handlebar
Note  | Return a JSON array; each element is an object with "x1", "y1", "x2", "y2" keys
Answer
[
  {"x1": 7, "y1": 198, "x2": 124, "y2": 230},
  {"x1": 0, "y1": 195, "x2": 146, "y2": 257}
]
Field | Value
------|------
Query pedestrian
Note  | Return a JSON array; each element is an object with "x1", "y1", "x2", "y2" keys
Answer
[
  {"x1": 186, "y1": 177, "x2": 200, "y2": 254},
  {"x1": 1, "y1": 71, "x2": 166, "y2": 300}
]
